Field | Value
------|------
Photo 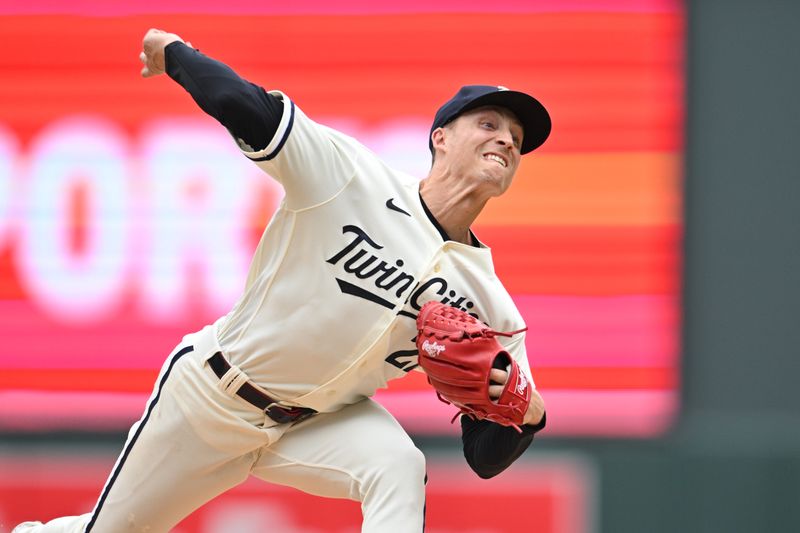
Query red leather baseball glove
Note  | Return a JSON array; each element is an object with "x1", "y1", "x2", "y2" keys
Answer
[{"x1": 415, "y1": 301, "x2": 532, "y2": 432}]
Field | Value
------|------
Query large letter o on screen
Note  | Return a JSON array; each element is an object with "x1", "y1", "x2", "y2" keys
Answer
[{"x1": 18, "y1": 118, "x2": 130, "y2": 322}]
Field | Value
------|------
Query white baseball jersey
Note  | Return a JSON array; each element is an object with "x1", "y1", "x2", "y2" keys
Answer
[{"x1": 214, "y1": 91, "x2": 533, "y2": 413}]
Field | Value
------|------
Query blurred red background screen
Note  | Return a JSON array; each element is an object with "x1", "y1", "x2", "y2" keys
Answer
[{"x1": 0, "y1": 0, "x2": 683, "y2": 436}]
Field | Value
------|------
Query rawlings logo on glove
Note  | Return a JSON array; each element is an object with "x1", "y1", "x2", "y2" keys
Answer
[
  {"x1": 415, "y1": 301, "x2": 532, "y2": 433},
  {"x1": 421, "y1": 340, "x2": 446, "y2": 358}
]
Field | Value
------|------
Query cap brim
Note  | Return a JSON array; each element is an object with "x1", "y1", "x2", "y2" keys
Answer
[{"x1": 460, "y1": 90, "x2": 551, "y2": 154}]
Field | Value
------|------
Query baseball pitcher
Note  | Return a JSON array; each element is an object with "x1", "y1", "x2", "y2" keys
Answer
[{"x1": 14, "y1": 28, "x2": 549, "y2": 533}]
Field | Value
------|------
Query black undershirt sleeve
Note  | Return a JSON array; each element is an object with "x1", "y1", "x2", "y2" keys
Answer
[
  {"x1": 164, "y1": 41, "x2": 283, "y2": 152},
  {"x1": 460, "y1": 412, "x2": 546, "y2": 479}
]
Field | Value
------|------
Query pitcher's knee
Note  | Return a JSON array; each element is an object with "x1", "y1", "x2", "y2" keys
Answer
[
  {"x1": 393, "y1": 445, "x2": 426, "y2": 488},
  {"x1": 358, "y1": 446, "x2": 426, "y2": 531},
  {"x1": 363, "y1": 445, "x2": 426, "y2": 498}
]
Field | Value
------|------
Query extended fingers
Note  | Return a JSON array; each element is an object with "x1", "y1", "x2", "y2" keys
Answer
[
  {"x1": 488, "y1": 368, "x2": 509, "y2": 400},
  {"x1": 489, "y1": 368, "x2": 508, "y2": 385},
  {"x1": 488, "y1": 384, "x2": 504, "y2": 400}
]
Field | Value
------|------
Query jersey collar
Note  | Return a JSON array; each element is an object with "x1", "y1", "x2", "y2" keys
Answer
[{"x1": 418, "y1": 193, "x2": 480, "y2": 248}]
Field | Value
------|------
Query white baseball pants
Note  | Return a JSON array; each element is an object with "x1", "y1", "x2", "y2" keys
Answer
[{"x1": 13, "y1": 326, "x2": 427, "y2": 532}]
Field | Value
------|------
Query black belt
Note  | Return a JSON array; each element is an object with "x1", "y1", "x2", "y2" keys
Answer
[{"x1": 207, "y1": 352, "x2": 316, "y2": 424}]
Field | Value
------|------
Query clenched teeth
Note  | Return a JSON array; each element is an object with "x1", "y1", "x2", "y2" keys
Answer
[{"x1": 483, "y1": 153, "x2": 507, "y2": 168}]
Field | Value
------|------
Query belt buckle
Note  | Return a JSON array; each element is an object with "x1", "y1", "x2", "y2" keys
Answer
[{"x1": 265, "y1": 403, "x2": 294, "y2": 424}]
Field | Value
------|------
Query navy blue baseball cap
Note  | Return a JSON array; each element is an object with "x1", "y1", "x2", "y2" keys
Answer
[{"x1": 429, "y1": 85, "x2": 551, "y2": 155}]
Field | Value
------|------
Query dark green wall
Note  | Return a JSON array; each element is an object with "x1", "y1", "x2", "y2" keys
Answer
[{"x1": 683, "y1": 0, "x2": 800, "y2": 419}]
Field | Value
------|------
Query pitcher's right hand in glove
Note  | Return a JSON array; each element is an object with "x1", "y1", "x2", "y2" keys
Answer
[{"x1": 415, "y1": 301, "x2": 544, "y2": 433}]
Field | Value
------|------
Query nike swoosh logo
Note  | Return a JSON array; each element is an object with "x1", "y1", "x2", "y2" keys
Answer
[{"x1": 386, "y1": 198, "x2": 411, "y2": 217}]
